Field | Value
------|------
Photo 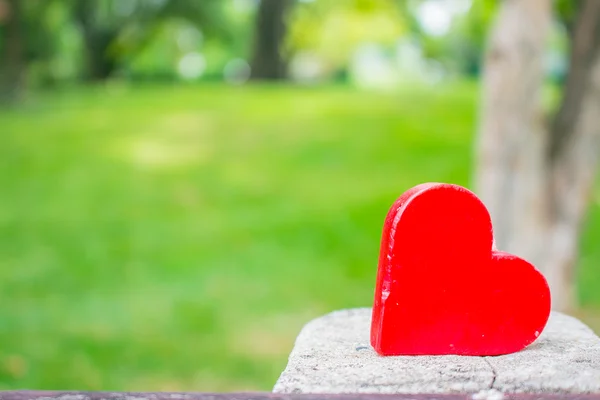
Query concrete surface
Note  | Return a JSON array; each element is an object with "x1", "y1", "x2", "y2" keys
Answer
[{"x1": 273, "y1": 308, "x2": 600, "y2": 394}]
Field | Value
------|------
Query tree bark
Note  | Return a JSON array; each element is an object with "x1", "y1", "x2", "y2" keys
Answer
[
  {"x1": 476, "y1": 0, "x2": 600, "y2": 311},
  {"x1": 476, "y1": 0, "x2": 552, "y2": 265},
  {"x1": 250, "y1": 0, "x2": 292, "y2": 80},
  {"x1": 546, "y1": 0, "x2": 600, "y2": 311},
  {"x1": 0, "y1": 0, "x2": 24, "y2": 101}
]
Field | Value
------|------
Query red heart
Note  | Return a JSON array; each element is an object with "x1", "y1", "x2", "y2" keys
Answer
[{"x1": 370, "y1": 183, "x2": 551, "y2": 356}]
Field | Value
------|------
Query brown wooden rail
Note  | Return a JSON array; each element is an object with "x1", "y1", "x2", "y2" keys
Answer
[{"x1": 1, "y1": 392, "x2": 600, "y2": 400}]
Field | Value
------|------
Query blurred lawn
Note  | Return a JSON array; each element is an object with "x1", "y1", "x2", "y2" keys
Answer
[{"x1": 1, "y1": 82, "x2": 600, "y2": 391}]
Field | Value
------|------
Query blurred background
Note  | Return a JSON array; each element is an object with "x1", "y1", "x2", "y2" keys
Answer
[{"x1": 1, "y1": 0, "x2": 600, "y2": 392}]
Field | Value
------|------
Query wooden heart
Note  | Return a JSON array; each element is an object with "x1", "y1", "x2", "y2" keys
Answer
[{"x1": 370, "y1": 183, "x2": 551, "y2": 356}]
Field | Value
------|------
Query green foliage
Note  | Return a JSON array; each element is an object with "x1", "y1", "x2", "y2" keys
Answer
[
  {"x1": 287, "y1": 0, "x2": 407, "y2": 75},
  {"x1": 0, "y1": 0, "x2": 231, "y2": 84},
  {"x1": 109, "y1": 0, "x2": 230, "y2": 59},
  {"x1": 555, "y1": 0, "x2": 578, "y2": 32},
  {"x1": 1, "y1": 83, "x2": 600, "y2": 391},
  {"x1": 123, "y1": 20, "x2": 201, "y2": 81},
  {"x1": 448, "y1": 0, "x2": 497, "y2": 75},
  {"x1": 409, "y1": 0, "x2": 498, "y2": 77},
  {"x1": 10, "y1": 0, "x2": 80, "y2": 86},
  {"x1": 1, "y1": 0, "x2": 577, "y2": 88}
]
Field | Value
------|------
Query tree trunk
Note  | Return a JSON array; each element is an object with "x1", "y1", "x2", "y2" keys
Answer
[
  {"x1": 250, "y1": 0, "x2": 292, "y2": 80},
  {"x1": 546, "y1": 0, "x2": 600, "y2": 311},
  {"x1": 476, "y1": 0, "x2": 600, "y2": 312},
  {"x1": 476, "y1": 0, "x2": 552, "y2": 265},
  {"x1": 74, "y1": 0, "x2": 118, "y2": 81},
  {"x1": 0, "y1": 0, "x2": 24, "y2": 102}
]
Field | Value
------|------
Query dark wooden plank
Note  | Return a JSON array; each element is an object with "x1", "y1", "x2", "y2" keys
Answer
[{"x1": 1, "y1": 392, "x2": 600, "y2": 400}]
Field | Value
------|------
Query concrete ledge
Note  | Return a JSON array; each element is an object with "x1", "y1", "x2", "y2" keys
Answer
[{"x1": 273, "y1": 308, "x2": 600, "y2": 394}]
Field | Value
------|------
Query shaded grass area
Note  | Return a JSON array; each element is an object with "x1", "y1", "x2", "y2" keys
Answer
[{"x1": 0, "y1": 82, "x2": 599, "y2": 391}]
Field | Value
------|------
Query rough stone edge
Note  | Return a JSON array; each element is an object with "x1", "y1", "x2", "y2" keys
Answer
[{"x1": 273, "y1": 308, "x2": 600, "y2": 395}]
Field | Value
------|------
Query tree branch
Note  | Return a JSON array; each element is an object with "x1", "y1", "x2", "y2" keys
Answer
[{"x1": 549, "y1": 0, "x2": 600, "y2": 161}]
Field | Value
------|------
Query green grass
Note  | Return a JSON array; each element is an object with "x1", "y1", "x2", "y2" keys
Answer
[{"x1": 0, "y1": 82, "x2": 599, "y2": 391}]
